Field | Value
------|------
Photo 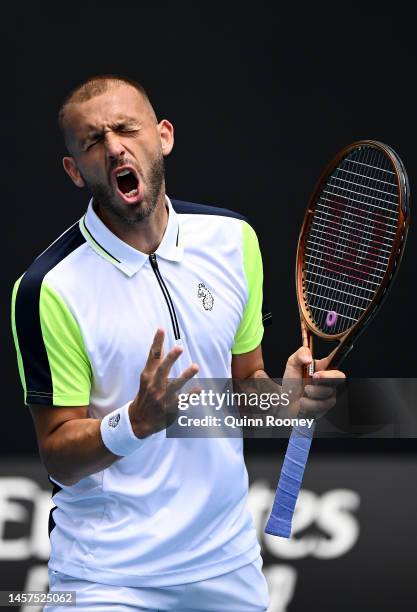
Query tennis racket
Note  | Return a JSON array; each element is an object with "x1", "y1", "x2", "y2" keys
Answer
[{"x1": 265, "y1": 140, "x2": 410, "y2": 538}]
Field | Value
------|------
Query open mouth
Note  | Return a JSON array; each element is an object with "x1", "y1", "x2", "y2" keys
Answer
[{"x1": 113, "y1": 167, "x2": 140, "y2": 200}]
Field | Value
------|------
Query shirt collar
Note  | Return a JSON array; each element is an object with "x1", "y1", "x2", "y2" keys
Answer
[{"x1": 79, "y1": 195, "x2": 183, "y2": 277}]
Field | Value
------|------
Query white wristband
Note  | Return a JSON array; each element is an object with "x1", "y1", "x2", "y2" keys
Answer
[{"x1": 100, "y1": 402, "x2": 145, "y2": 456}]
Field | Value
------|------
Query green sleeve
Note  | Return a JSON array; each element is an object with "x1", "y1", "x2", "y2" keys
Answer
[
  {"x1": 12, "y1": 279, "x2": 92, "y2": 406},
  {"x1": 232, "y1": 221, "x2": 265, "y2": 354}
]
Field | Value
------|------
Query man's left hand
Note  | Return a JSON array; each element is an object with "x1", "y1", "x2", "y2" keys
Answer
[{"x1": 283, "y1": 347, "x2": 346, "y2": 419}]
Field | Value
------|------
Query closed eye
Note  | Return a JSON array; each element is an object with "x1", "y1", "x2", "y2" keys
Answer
[
  {"x1": 117, "y1": 128, "x2": 140, "y2": 135},
  {"x1": 85, "y1": 140, "x2": 100, "y2": 150},
  {"x1": 83, "y1": 127, "x2": 140, "y2": 151},
  {"x1": 84, "y1": 135, "x2": 103, "y2": 151}
]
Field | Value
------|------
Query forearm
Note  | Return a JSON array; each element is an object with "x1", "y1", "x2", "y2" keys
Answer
[{"x1": 42, "y1": 417, "x2": 119, "y2": 486}]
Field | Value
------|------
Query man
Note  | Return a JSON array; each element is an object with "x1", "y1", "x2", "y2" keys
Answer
[{"x1": 11, "y1": 75, "x2": 344, "y2": 611}]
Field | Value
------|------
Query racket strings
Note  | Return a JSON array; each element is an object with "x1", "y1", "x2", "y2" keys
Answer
[
  {"x1": 306, "y1": 147, "x2": 396, "y2": 331},
  {"x1": 306, "y1": 156, "x2": 393, "y2": 330},
  {"x1": 303, "y1": 146, "x2": 400, "y2": 334}
]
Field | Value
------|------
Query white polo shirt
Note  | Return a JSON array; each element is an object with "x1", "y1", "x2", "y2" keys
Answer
[{"x1": 12, "y1": 196, "x2": 269, "y2": 587}]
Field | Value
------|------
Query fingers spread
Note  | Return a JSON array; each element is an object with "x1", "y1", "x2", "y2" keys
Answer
[
  {"x1": 155, "y1": 346, "x2": 185, "y2": 383},
  {"x1": 168, "y1": 364, "x2": 200, "y2": 395}
]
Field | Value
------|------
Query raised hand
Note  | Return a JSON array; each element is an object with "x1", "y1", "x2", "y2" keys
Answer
[{"x1": 129, "y1": 329, "x2": 199, "y2": 438}]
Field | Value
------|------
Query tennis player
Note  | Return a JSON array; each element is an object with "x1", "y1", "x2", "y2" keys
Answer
[{"x1": 11, "y1": 75, "x2": 344, "y2": 611}]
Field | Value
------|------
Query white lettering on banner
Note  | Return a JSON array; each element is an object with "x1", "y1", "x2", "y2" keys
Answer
[
  {"x1": 314, "y1": 489, "x2": 360, "y2": 559},
  {"x1": 0, "y1": 474, "x2": 359, "y2": 611},
  {"x1": 0, "y1": 478, "x2": 36, "y2": 560},
  {"x1": 21, "y1": 565, "x2": 49, "y2": 612},
  {"x1": 30, "y1": 490, "x2": 53, "y2": 560},
  {"x1": 0, "y1": 478, "x2": 51, "y2": 560},
  {"x1": 247, "y1": 481, "x2": 360, "y2": 610},
  {"x1": 263, "y1": 565, "x2": 297, "y2": 612}
]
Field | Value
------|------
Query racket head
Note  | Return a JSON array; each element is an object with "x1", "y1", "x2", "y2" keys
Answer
[{"x1": 296, "y1": 140, "x2": 410, "y2": 363}]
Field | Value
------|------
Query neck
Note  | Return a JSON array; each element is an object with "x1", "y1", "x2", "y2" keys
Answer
[{"x1": 94, "y1": 192, "x2": 168, "y2": 254}]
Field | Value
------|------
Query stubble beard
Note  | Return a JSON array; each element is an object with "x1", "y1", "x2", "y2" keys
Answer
[{"x1": 88, "y1": 153, "x2": 165, "y2": 226}]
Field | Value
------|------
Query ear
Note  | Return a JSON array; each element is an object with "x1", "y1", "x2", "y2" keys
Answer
[
  {"x1": 63, "y1": 157, "x2": 86, "y2": 188},
  {"x1": 158, "y1": 120, "x2": 174, "y2": 156}
]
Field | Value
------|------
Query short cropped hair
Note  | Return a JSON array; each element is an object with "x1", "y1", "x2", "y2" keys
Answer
[{"x1": 58, "y1": 74, "x2": 154, "y2": 147}]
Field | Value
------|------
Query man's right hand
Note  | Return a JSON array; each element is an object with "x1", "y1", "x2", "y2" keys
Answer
[
  {"x1": 128, "y1": 328, "x2": 200, "y2": 438},
  {"x1": 29, "y1": 328, "x2": 199, "y2": 485}
]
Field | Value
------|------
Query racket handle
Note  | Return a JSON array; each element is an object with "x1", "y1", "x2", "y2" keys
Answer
[
  {"x1": 265, "y1": 420, "x2": 316, "y2": 537},
  {"x1": 266, "y1": 322, "x2": 315, "y2": 538}
]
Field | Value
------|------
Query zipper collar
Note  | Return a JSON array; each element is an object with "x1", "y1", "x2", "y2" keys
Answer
[{"x1": 79, "y1": 195, "x2": 183, "y2": 277}]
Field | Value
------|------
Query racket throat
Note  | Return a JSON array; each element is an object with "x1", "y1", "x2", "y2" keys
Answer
[{"x1": 302, "y1": 322, "x2": 316, "y2": 378}]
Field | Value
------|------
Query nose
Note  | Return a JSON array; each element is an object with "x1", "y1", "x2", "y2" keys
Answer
[{"x1": 104, "y1": 131, "x2": 126, "y2": 160}]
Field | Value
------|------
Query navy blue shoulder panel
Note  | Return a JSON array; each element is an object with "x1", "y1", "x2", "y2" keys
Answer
[
  {"x1": 171, "y1": 199, "x2": 249, "y2": 223},
  {"x1": 14, "y1": 222, "x2": 86, "y2": 405}
]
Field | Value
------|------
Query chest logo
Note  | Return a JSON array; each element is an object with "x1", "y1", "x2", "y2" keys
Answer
[{"x1": 197, "y1": 282, "x2": 214, "y2": 311}]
